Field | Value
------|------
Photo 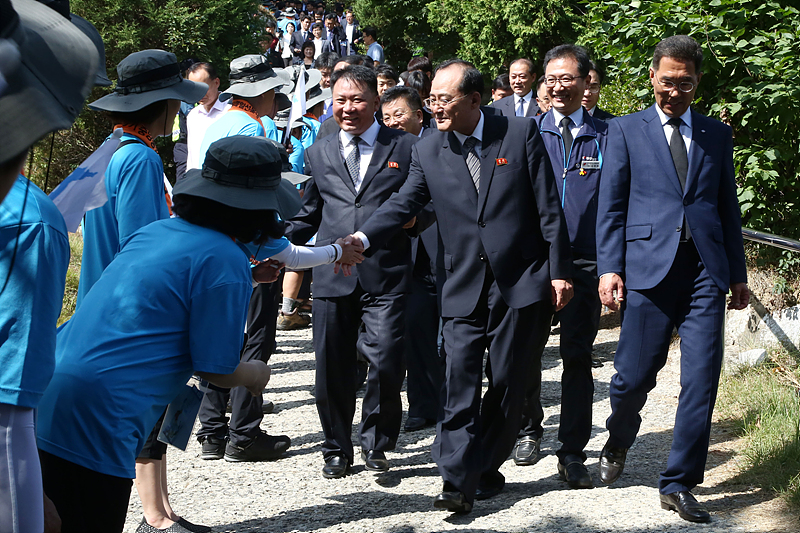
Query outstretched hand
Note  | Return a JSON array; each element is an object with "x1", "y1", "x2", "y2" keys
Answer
[
  {"x1": 252, "y1": 259, "x2": 285, "y2": 283},
  {"x1": 333, "y1": 235, "x2": 365, "y2": 276}
]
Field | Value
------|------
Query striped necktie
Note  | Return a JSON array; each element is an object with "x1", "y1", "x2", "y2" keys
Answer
[
  {"x1": 462, "y1": 136, "x2": 481, "y2": 193},
  {"x1": 345, "y1": 136, "x2": 361, "y2": 188}
]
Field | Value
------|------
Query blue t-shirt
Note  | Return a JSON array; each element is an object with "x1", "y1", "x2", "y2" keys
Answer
[
  {"x1": 300, "y1": 116, "x2": 321, "y2": 150},
  {"x1": 77, "y1": 135, "x2": 169, "y2": 308},
  {"x1": 0, "y1": 176, "x2": 70, "y2": 408},
  {"x1": 199, "y1": 110, "x2": 265, "y2": 165},
  {"x1": 367, "y1": 42, "x2": 384, "y2": 64},
  {"x1": 37, "y1": 218, "x2": 252, "y2": 478}
]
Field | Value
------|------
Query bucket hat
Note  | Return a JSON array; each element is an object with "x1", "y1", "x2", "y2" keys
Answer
[
  {"x1": 173, "y1": 135, "x2": 303, "y2": 219},
  {"x1": 220, "y1": 55, "x2": 291, "y2": 102},
  {"x1": 305, "y1": 85, "x2": 331, "y2": 111},
  {"x1": 0, "y1": 0, "x2": 98, "y2": 165},
  {"x1": 89, "y1": 49, "x2": 207, "y2": 113}
]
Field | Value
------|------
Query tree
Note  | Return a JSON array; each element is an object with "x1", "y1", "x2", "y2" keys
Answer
[{"x1": 581, "y1": 0, "x2": 800, "y2": 242}]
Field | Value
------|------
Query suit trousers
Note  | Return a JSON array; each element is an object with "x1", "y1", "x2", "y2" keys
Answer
[
  {"x1": 314, "y1": 285, "x2": 406, "y2": 462},
  {"x1": 197, "y1": 278, "x2": 282, "y2": 446},
  {"x1": 606, "y1": 241, "x2": 725, "y2": 494},
  {"x1": 520, "y1": 257, "x2": 600, "y2": 461},
  {"x1": 404, "y1": 270, "x2": 444, "y2": 421},
  {"x1": 433, "y1": 269, "x2": 553, "y2": 503}
]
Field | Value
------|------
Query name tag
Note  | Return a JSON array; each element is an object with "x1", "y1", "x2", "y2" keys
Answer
[{"x1": 581, "y1": 156, "x2": 601, "y2": 170}]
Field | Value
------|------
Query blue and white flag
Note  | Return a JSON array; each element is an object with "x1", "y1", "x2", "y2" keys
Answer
[
  {"x1": 286, "y1": 70, "x2": 307, "y2": 139},
  {"x1": 49, "y1": 128, "x2": 122, "y2": 232}
]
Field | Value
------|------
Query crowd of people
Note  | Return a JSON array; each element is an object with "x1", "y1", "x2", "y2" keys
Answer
[{"x1": 0, "y1": 0, "x2": 753, "y2": 532}]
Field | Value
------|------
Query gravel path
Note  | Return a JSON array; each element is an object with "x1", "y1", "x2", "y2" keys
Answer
[{"x1": 123, "y1": 313, "x2": 797, "y2": 533}]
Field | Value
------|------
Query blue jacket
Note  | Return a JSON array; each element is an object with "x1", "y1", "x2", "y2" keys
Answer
[{"x1": 534, "y1": 108, "x2": 608, "y2": 257}]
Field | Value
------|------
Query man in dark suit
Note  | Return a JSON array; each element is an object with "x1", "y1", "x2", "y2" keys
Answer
[
  {"x1": 596, "y1": 35, "x2": 749, "y2": 523},
  {"x1": 380, "y1": 86, "x2": 442, "y2": 431},
  {"x1": 286, "y1": 65, "x2": 418, "y2": 479},
  {"x1": 323, "y1": 13, "x2": 345, "y2": 55},
  {"x1": 346, "y1": 59, "x2": 573, "y2": 512},
  {"x1": 290, "y1": 14, "x2": 312, "y2": 57},
  {"x1": 492, "y1": 58, "x2": 541, "y2": 118},
  {"x1": 582, "y1": 60, "x2": 615, "y2": 121}
]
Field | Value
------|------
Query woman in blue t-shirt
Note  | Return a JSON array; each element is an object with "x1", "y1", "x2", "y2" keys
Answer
[{"x1": 37, "y1": 136, "x2": 363, "y2": 533}]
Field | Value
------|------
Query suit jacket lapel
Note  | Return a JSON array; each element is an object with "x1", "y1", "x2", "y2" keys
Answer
[
  {"x1": 642, "y1": 106, "x2": 684, "y2": 197},
  {"x1": 477, "y1": 115, "x2": 504, "y2": 218},
  {"x1": 685, "y1": 109, "x2": 706, "y2": 194},
  {"x1": 323, "y1": 134, "x2": 357, "y2": 195},
  {"x1": 356, "y1": 126, "x2": 395, "y2": 200},
  {"x1": 443, "y1": 131, "x2": 478, "y2": 207}
]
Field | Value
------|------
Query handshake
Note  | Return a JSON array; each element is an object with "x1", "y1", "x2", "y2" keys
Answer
[{"x1": 333, "y1": 234, "x2": 365, "y2": 276}]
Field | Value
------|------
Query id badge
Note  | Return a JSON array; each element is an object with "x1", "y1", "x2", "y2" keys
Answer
[{"x1": 157, "y1": 382, "x2": 205, "y2": 451}]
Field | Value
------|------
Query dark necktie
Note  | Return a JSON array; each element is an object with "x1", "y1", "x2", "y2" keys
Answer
[
  {"x1": 462, "y1": 136, "x2": 481, "y2": 193},
  {"x1": 345, "y1": 136, "x2": 361, "y2": 188},
  {"x1": 560, "y1": 116, "x2": 573, "y2": 158},
  {"x1": 516, "y1": 97, "x2": 525, "y2": 117},
  {"x1": 668, "y1": 117, "x2": 688, "y2": 190},
  {"x1": 668, "y1": 117, "x2": 691, "y2": 240}
]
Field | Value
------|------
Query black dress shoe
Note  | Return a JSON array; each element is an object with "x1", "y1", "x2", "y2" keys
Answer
[
  {"x1": 599, "y1": 443, "x2": 628, "y2": 485},
  {"x1": 322, "y1": 455, "x2": 350, "y2": 479},
  {"x1": 660, "y1": 491, "x2": 711, "y2": 523},
  {"x1": 433, "y1": 483, "x2": 472, "y2": 513},
  {"x1": 557, "y1": 456, "x2": 593, "y2": 489},
  {"x1": 361, "y1": 449, "x2": 389, "y2": 472},
  {"x1": 513, "y1": 436, "x2": 541, "y2": 466},
  {"x1": 404, "y1": 416, "x2": 435, "y2": 432}
]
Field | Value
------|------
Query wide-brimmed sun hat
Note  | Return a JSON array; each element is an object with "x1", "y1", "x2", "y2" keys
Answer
[
  {"x1": 305, "y1": 85, "x2": 331, "y2": 111},
  {"x1": 0, "y1": 0, "x2": 98, "y2": 165},
  {"x1": 89, "y1": 49, "x2": 207, "y2": 113},
  {"x1": 220, "y1": 55, "x2": 291, "y2": 102},
  {"x1": 173, "y1": 135, "x2": 303, "y2": 219},
  {"x1": 68, "y1": 14, "x2": 111, "y2": 87}
]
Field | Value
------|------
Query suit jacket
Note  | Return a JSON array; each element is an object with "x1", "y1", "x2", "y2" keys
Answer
[
  {"x1": 591, "y1": 106, "x2": 616, "y2": 122},
  {"x1": 357, "y1": 113, "x2": 573, "y2": 317},
  {"x1": 596, "y1": 105, "x2": 747, "y2": 292},
  {"x1": 290, "y1": 31, "x2": 311, "y2": 55},
  {"x1": 493, "y1": 93, "x2": 541, "y2": 118},
  {"x1": 287, "y1": 125, "x2": 419, "y2": 297}
]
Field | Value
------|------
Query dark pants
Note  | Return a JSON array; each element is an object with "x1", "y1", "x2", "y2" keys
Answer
[
  {"x1": 433, "y1": 270, "x2": 553, "y2": 503},
  {"x1": 404, "y1": 270, "x2": 443, "y2": 421},
  {"x1": 313, "y1": 285, "x2": 406, "y2": 462},
  {"x1": 40, "y1": 450, "x2": 133, "y2": 533},
  {"x1": 607, "y1": 241, "x2": 725, "y2": 494},
  {"x1": 520, "y1": 256, "x2": 600, "y2": 462},
  {"x1": 197, "y1": 278, "x2": 282, "y2": 446}
]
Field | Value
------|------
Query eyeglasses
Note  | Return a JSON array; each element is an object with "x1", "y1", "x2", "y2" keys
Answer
[
  {"x1": 544, "y1": 75, "x2": 579, "y2": 87},
  {"x1": 585, "y1": 83, "x2": 601, "y2": 94},
  {"x1": 383, "y1": 110, "x2": 409, "y2": 122},
  {"x1": 655, "y1": 77, "x2": 695, "y2": 93},
  {"x1": 424, "y1": 93, "x2": 470, "y2": 109}
]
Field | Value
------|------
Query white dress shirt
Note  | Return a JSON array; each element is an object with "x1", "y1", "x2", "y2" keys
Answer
[
  {"x1": 186, "y1": 98, "x2": 229, "y2": 170},
  {"x1": 515, "y1": 90, "x2": 533, "y2": 117},
  {"x1": 655, "y1": 104, "x2": 693, "y2": 159},
  {"x1": 452, "y1": 111, "x2": 485, "y2": 157},
  {"x1": 551, "y1": 106, "x2": 585, "y2": 144},
  {"x1": 339, "y1": 118, "x2": 380, "y2": 192}
]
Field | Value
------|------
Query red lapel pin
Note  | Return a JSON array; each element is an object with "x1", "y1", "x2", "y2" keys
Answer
[
  {"x1": 496, "y1": 158, "x2": 508, "y2": 166},
  {"x1": 388, "y1": 161, "x2": 399, "y2": 169}
]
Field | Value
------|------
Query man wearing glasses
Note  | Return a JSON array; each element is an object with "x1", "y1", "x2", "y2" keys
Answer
[
  {"x1": 596, "y1": 35, "x2": 749, "y2": 522},
  {"x1": 582, "y1": 60, "x2": 616, "y2": 121},
  {"x1": 347, "y1": 59, "x2": 573, "y2": 512},
  {"x1": 516, "y1": 44, "x2": 608, "y2": 490}
]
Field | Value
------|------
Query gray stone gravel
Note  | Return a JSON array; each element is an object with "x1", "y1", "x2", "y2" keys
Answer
[{"x1": 122, "y1": 316, "x2": 778, "y2": 533}]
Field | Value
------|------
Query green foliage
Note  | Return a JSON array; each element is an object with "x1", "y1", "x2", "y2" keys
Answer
[
  {"x1": 58, "y1": 234, "x2": 83, "y2": 326},
  {"x1": 582, "y1": 0, "x2": 800, "y2": 242},
  {"x1": 27, "y1": 0, "x2": 262, "y2": 194},
  {"x1": 424, "y1": 0, "x2": 581, "y2": 79},
  {"x1": 353, "y1": 0, "x2": 458, "y2": 68},
  {"x1": 717, "y1": 357, "x2": 800, "y2": 510}
]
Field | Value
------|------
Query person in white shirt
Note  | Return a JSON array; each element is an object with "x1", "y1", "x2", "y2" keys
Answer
[
  {"x1": 280, "y1": 22, "x2": 296, "y2": 66},
  {"x1": 185, "y1": 62, "x2": 229, "y2": 171}
]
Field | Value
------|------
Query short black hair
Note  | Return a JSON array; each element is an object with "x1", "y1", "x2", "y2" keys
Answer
[
  {"x1": 536, "y1": 74, "x2": 546, "y2": 91},
  {"x1": 492, "y1": 73, "x2": 510, "y2": 91},
  {"x1": 542, "y1": 44, "x2": 591, "y2": 78},
  {"x1": 588, "y1": 60, "x2": 605, "y2": 84},
  {"x1": 434, "y1": 59, "x2": 484, "y2": 96},
  {"x1": 314, "y1": 51, "x2": 340, "y2": 70},
  {"x1": 381, "y1": 85, "x2": 422, "y2": 112},
  {"x1": 311, "y1": 22, "x2": 324, "y2": 31},
  {"x1": 172, "y1": 196, "x2": 286, "y2": 244},
  {"x1": 375, "y1": 63, "x2": 399, "y2": 83},
  {"x1": 331, "y1": 64, "x2": 378, "y2": 96},
  {"x1": 404, "y1": 69, "x2": 431, "y2": 99},
  {"x1": 407, "y1": 56, "x2": 432, "y2": 74},
  {"x1": 285, "y1": 21, "x2": 296, "y2": 30},
  {"x1": 301, "y1": 40, "x2": 315, "y2": 53},
  {"x1": 336, "y1": 55, "x2": 371, "y2": 68},
  {"x1": 509, "y1": 58, "x2": 535, "y2": 76},
  {"x1": 186, "y1": 61, "x2": 218, "y2": 81},
  {"x1": 653, "y1": 35, "x2": 703, "y2": 72},
  {"x1": 363, "y1": 27, "x2": 377, "y2": 40},
  {"x1": 324, "y1": 13, "x2": 336, "y2": 21}
]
